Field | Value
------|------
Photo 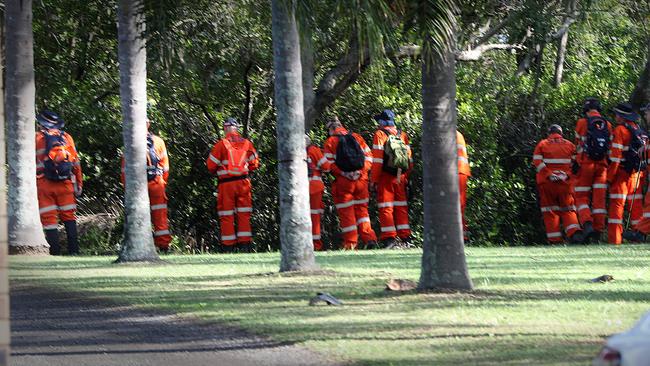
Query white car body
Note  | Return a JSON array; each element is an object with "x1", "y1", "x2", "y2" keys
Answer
[{"x1": 594, "y1": 311, "x2": 650, "y2": 366}]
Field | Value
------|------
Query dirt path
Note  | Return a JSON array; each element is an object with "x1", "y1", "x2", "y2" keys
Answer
[{"x1": 10, "y1": 283, "x2": 340, "y2": 366}]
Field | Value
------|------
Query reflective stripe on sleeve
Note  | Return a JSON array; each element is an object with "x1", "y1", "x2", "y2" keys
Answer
[
  {"x1": 536, "y1": 163, "x2": 546, "y2": 172},
  {"x1": 609, "y1": 194, "x2": 626, "y2": 199},
  {"x1": 341, "y1": 225, "x2": 357, "y2": 233},
  {"x1": 372, "y1": 144, "x2": 383, "y2": 150},
  {"x1": 574, "y1": 186, "x2": 591, "y2": 192},
  {"x1": 357, "y1": 217, "x2": 370, "y2": 225},
  {"x1": 533, "y1": 154, "x2": 543, "y2": 160},
  {"x1": 543, "y1": 158, "x2": 571, "y2": 164},
  {"x1": 154, "y1": 230, "x2": 170, "y2": 237},
  {"x1": 608, "y1": 219, "x2": 623, "y2": 224},
  {"x1": 209, "y1": 154, "x2": 220, "y2": 164},
  {"x1": 150, "y1": 204, "x2": 167, "y2": 211},
  {"x1": 372, "y1": 158, "x2": 383, "y2": 164}
]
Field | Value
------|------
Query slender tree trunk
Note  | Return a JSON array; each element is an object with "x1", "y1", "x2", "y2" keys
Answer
[
  {"x1": 418, "y1": 39, "x2": 473, "y2": 291},
  {"x1": 0, "y1": 11, "x2": 13, "y2": 364},
  {"x1": 115, "y1": 0, "x2": 159, "y2": 263},
  {"x1": 553, "y1": 0, "x2": 576, "y2": 87},
  {"x1": 300, "y1": 23, "x2": 316, "y2": 131},
  {"x1": 5, "y1": 0, "x2": 49, "y2": 255},
  {"x1": 271, "y1": 0, "x2": 317, "y2": 272},
  {"x1": 631, "y1": 38, "x2": 650, "y2": 108}
]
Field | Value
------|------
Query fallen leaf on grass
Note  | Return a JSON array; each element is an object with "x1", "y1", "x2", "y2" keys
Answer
[{"x1": 385, "y1": 279, "x2": 417, "y2": 292}]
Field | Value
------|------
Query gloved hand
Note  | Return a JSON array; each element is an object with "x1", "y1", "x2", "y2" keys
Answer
[
  {"x1": 342, "y1": 171, "x2": 361, "y2": 181},
  {"x1": 571, "y1": 161, "x2": 580, "y2": 174},
  {"x1": 75, "y1": 186, "x2": 83, "y2": 198}
]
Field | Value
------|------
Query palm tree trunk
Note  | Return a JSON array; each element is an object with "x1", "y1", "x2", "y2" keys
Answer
[
  {"x1": 271, "y1": 0, "x2": 317, "y2": 272},
  {"x1": 418, "y1": 40, "x2": 473, "y2": 291},
  {"x1": 5, "y1": 0, "x2": 49, "y2": 255},
  {"x1": 115, "y1": 0, "x2": 159, "y2": 263},
  {"x1": 0, "y1": 11, "x2": 13, "y2": 363}
]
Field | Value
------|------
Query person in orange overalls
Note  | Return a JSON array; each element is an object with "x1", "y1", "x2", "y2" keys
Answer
[
  {"x1": 207, "y1": 117, "x2": 259, "y2": 253},
  {"x1": 457, "y1": 130, "x2": 471, "y2": 240},
  {"x1": 306, "y1": 135, "x2": 330, "y2": 250},
  {"x1": 323, "y1": 116, "x2": 378, "y2": 250},
  {"x1": 533, "y1": 124, "x2": 585, "y2": 244},
  {"x1": 35, "y1": 110, "x2": 83, "y2": 255},
  {"x1": 607, "y1": 103, "x2": 646, "y2": 245},
  {"x1": 572, "y1": 97, "x2": 611, "y2": 242},
  {"x1": 369, "y1": 109, "x2": 412, "y2": 249},
  {"x1": 121, "y1": 119, "x2": 172, "y2": 252},
  {"x1": 622, "y1": 103, "x2": 650, "y2": 242}
]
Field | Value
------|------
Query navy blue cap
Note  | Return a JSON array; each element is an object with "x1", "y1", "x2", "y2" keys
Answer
[
  {"x1": 36, "y1": 110, "x2": 65, "y2": 129},
  {"x1": 613, "y1": 102, "x2": 640, "y2": 122}
]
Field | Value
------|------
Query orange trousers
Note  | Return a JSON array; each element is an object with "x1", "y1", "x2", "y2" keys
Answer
[
  {"x1": 310, "y1": 189, "x2": 324, "y2": 251},
  {"x1": 634, "y1": 178, "x2": 650, "y2": 234},
  {"x1": 538, "y1": 181, "x2": 581, "y2": 243},
  {"x1": 376, "y1": 173, "x2": 410, "y2": 240},
  {"x1": 459, "y1": 173, "x2": 469, "y2": 238},
  {"x1": 217, "y1": 179, "x2": 253, "y2": 246},
  {"x1": 626, "y1": 171, "x2": 645, "y2": 229},
  {"x1": 608, "y1": 171, "x2": 640, "y2": 244},
  {"x1": 573, "y1": 162, "x2": 607, "y2": 232},
  {"x1": 37, "y1": 178, "x2": 76, "y2": 230},
  {"x1": 149, "y1": 180, "x2": 171, "y2": 250},
  {"x1": 332, "y1": 177, "x2": 377, "y2": 249}
]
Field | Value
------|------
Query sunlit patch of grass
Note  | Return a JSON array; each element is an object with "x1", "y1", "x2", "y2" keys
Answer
[{"x1": 10, "y1": 245, "x2": 650, "y2": 365}]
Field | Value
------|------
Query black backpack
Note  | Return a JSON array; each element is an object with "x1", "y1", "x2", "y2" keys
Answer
[
  {"x1": 584, "y1": 116, "x2": 610, "y2": 161},
  {"x1": 42, "y1": 130, "x2": 73, "y2": 181},
  {"x1": 146, "y1": 133, "x2": 163, "y2": 181},
  {"x1": 622, "y1": 124, "x2": 648, "y2": 173},
  {"x1": 335, "y1": 133, "x2": 365, "y2": 172}
]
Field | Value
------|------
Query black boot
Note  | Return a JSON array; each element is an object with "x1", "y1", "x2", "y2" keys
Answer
[
  {"x1": 238, "y1": 242, "x2": 253, "y2": 253},
  {"x1": 64, "y1": 221, "x2": 80, "y2": 255},
  {"x1": 381, "y1": 237, "x2": 399, "y2": 249},
  {"x1": 582, "y1": 222, "x2": 596, "y2": 244},
  {"x1": 364, "y1": 240, "x2": 379, "y2": 250},
  {"x1": 569, "y1": 230, "x2": 585, "y2": 244},
  {"x1": 45, "y1": 229, "x2": 61, "y2": 255},
  {"x1": 221, "y1": 245, "x2": 235, "y2": 254}
]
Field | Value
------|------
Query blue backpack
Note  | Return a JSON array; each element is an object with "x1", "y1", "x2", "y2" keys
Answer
[
  {"x1": 584, "y1": 116, "x2": 609, "y2": 161},
  {"x1": 146, "y1": 133, "x2": 162, "y2": 181},
  {"x1": 42, "y1": 130, "x2": 73, "y2": 181},
  {"x1": 622, "y1": 124, "x2": 648, "y2": 173}
]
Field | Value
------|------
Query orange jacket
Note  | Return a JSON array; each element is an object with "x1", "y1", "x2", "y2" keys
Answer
[
  {"x1": 323, "y1": 127, "x2": 372, "y2": 179},
  {"x1": 35, "y1": 129, "x2": 83, "y2": 187},
  {"x1": 457, "y1": 131, "x2": 471, "y2": 177},
  {"x1": 307, "y1": 144, "x2": 330, "y2": 194},
  {"x1": 574, "y1": 111, "x2": 612, "y2": 164},
  {"x1": 207, "y1": 132, "x2": 259, "y2": 180},
  {"x1": 120, "y1": 133, "x2": 169, "y2": 185},
  {"x1": 608, "y1": 121, "x2": 640, "y2": 180},
  {"x1": 533, "y1": 133, "x2": 576, "y2": 184},
  {"x1": 370, "y1": 127, "x2": 412, "y2": 183}
]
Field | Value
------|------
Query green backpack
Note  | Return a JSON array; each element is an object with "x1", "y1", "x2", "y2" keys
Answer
[{"x1": 381, "y1": 129, "x2": 410, "y2": 175}]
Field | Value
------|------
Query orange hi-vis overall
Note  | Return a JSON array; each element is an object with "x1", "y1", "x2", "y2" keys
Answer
[
  {"x1": 207, "y1": 132, "x2": 259, "y2": 246},
  {"x1": 324, "y1": 127, "x2": 377, "y2": 249},
  {"x1": 307, "y1": 144, "x2": 331, "y2": 251},
  {"x1": 573, "y1": 112, "x2": 612, "y2": 232},
  {"x1": 371, "y1": 127, "x2": 412, "y2": 240},
  {"x1": 632, "y1": 151, "x2": 650, "y2": 234},
  {"x1": 121, "y1": 133, "x2": 172, "y2": 250},
  {"x1": 533, "y1": 133, "x2": 581, "y2": 243},
  {"x1": 607, "y1": 121, "x2": 643, "y2": 244},
  {"x1": 457, "y1": 131, "x2": 471, "y2": 238},
  {"x1": 36, "y1": 130, "x2": 82, "y2": 230}
]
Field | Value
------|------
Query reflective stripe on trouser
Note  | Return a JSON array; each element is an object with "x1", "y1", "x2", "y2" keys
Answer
[
  {"x1": 333, "y1": 177, "x2": 377, "y2": 249},
  {"x1": 538, "y1": 182, "x2": 580, "y2": 243},
  {"x1": 217, "y1": 179, "x2": 253, "y2": 245},
  {"x1": 607, "y1": 171, "x2": 638, "y2": 244},
  {"x1": 376, "y1": 173, "x2": 410, "y2": 240},
  {"x1": 149, "y1": 180, "x2": 171, "y2": 249},
  {"x1": 37, "y1": 179, "x2": 77, "y2": 228},
  {"x1": 459, "y1": 174, "x2": 469, "y2": 239},
  {"x1": 625, "y1": 171, "x2": 645, "y2": 230},
  {"x1": 310, "y1": 190, "x2": 324, "y2": 251},
  {"x1": 574, "y1": 162, "x2": 607, "y2": 231}
]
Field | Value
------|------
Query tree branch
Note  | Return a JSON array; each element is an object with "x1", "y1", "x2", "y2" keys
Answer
[{"x1": 457, "y1": 44, "x2": 525, "y2": 61}]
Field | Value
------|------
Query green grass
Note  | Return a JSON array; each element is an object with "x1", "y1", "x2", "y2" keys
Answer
[{"x1": 10, "y1": 245, "x2": 650, "y2": 365}]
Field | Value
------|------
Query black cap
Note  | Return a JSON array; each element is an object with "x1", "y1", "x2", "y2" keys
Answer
[
  {"x1": 548, "y1": 124, "x2": 563, "y2": 135},
  {"x1": 612, "y1": 102, "x2": 640, "y2": 121}
]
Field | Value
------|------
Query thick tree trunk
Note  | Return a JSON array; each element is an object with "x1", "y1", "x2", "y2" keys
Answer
[
  {"x1": 5, "y1": 0, "x2": 49, "y2": 255},
  {"x1": 271, "y1": 0, "x2": 317, "y2": 272},
  {"x1": 0, "y1": 12, "x2": 13, "y2": 364},
  {"x1": 300, "y1": 24, "x2": 316, "y2": 131},
  {"x1": 115, "y1": 0, "x2": 159, "y2": 263},
  {"x1": 418, "y1": 42, "x2": 473, "y2": 291}
]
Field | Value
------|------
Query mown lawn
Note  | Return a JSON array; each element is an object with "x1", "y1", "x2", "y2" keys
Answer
[{"x1": 10, "y1": 245, "x2": 650, "y2": 365}]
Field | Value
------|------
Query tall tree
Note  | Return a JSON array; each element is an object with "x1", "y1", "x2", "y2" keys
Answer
[
  {"x1": 0, "y1": 10, "x2": 13, "y2": 364},
  {"x1": 271, "y1": 0, "x2": 317, "y2": 272},
  {"x1": 5, "y1": 0, "x2": 49, "y2": 255},
  {"x1": 115, "y1": 0, "x2": 159, "y2": 263},
  {"x1": 415, "y1": 0, "x2": 473, "y2": 290}
]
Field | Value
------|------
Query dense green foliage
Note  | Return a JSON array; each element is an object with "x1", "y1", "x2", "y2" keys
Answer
[{"x1": 25, "y1": 0, "x2": 650, "y2": 251}]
